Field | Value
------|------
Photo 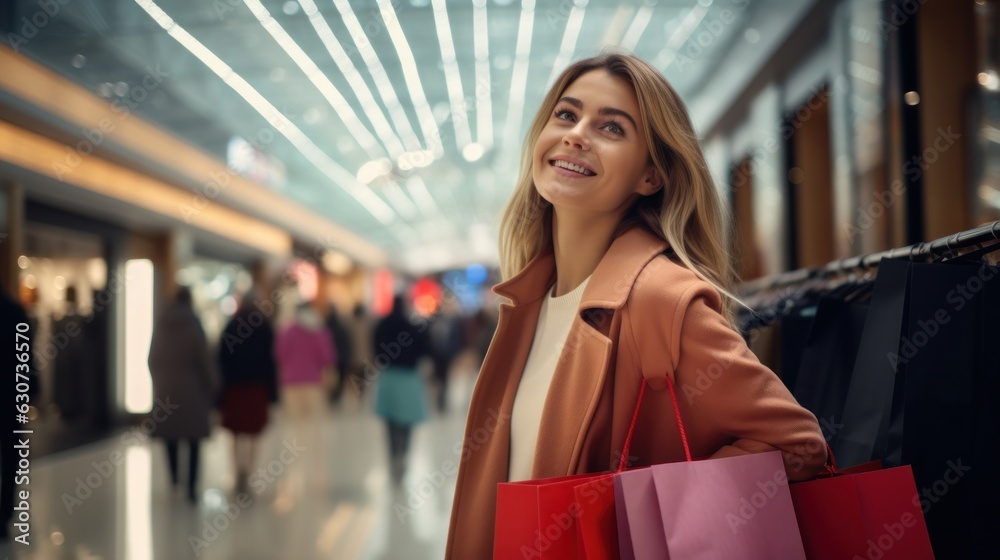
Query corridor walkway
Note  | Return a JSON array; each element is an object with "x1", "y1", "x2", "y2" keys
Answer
[{"x1": 1, "y1": 365, "x2": 478, "y2": 560}]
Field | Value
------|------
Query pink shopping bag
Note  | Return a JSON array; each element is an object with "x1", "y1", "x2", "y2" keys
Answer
[
  {"x1": 615, "y1": 379, "x2": 807, "y2": 560},
  {"x1": 651, "y1": 451, "x2": 806, "y2": 559},
  {"x1": 613, "y1": 468, "x2": 667, "y2": 560}
]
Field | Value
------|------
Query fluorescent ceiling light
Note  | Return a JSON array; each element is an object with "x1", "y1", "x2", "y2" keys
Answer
[
  {"x1": 546, "y1": 0, "x2": 588, "y2": 87},
  {"x1": 495, "y1": 0, "x2": 535, "y2": 204},
  {"x1": 656, "y1": 5, "x2": 710, "y2": 71},
  {"x1": 133, "y1": 0, "x2": 397, "y2": 224},
  {"x1": 404, "y1": 175, "x2": 441, "y2": 219},
  {"x1": 382, "y1": 183, "x2": 420, "y2": 219},
  {"x1": 357, "y1": 158, "x2": 393, "y2": 184},
  {"x1": 473, "y1": 0, "x2": 493, "y2": 149},
  {"x1": 463, "y1": 142, "x2": 484, "y2": 162},
  {"x1": 243, "y1": 0, "x2": 392, "y2": 158},
  {"x1": 331, "y1": 0, "x2": 423, "y2": 152},
  {"x1": 376, "y1": 0, "x2": 444, "y2": 157},
  {"x1": 620, "y1": 4, "x2": 654, "y2": 51},
  {"x1": 294, "y1": 0, "x2": 409, "y2": 157},
  {"x1": 431, "y1": 0, "x2": 472, "y2": 150}
]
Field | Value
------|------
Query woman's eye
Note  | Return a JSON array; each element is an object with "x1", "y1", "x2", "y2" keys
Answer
[
  {"x1": 555, "y1": 110, "x2": 575, "y2": 121},
  {"x1": 604, "y1": 121, "x2": 625, "y2": 136}
]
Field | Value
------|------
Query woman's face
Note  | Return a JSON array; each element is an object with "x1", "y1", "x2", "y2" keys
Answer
[{"x1": 532, "y1": 70, "x2": 661, "y2": 217}]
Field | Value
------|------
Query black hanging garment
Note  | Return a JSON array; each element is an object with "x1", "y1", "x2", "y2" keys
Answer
[
  {"x1": 899, "y1": 260, "x2": 1000, "y2": 558},
  {"x1": 832, "y1": 258, "x2": 912, "y2": 468}
]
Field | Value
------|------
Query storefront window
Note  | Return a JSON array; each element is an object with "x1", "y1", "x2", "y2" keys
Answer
[
  {"x1": 974, "y1": 0, "x2": 1000, "y2": 224},
  {"x1": 19, "y1": 223, "x2": 109, "y2": 426}
]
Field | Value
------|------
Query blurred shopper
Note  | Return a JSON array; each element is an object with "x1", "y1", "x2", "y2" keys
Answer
[
  {"x1": 429, "y1": 299, "x2": 464, "y2": 412},
  {"x1": 52, "y1": 286, "x2": 96, "y2": 420},
  {"x1": 218, "y1": 290, "x2": 278, "y2": 493},
  {"x1": 274, "y1": 302, "x2": 335, "y2": 425},
  {"x1": 2, "y1": 288, "x2": 34, "y2": 540},
  {"x1": 148, "y1": 287, "x2": 217, "y2": 503},
  {"x1": 325, "y1": 305, "x2": 353, "y2": 404},
  {"x1": 373, "y1": 295, "x2": 431, "y2": 482},
  {"x1": 346, "y1": 303, "x2": 373, "y2": 396},
  {"x1": 274, "y1": 302, "x2": 335, "y2": 493},
  {"x1": 471, "y1": 307, "x2": 499, "y2": 373}
]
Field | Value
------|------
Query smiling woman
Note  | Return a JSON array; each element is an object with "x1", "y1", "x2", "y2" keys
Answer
[{"x1": 444, "y1": 53, "x2": 828, "y2": 559}]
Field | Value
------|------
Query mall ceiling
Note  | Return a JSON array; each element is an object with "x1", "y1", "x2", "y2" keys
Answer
[{"x1": 4, "y1": 0, "x2": 810, "y2": 272}]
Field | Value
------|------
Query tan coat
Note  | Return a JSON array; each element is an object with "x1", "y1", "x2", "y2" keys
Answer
[{"x1": 444, "y1": 226, "x2": 827, "y2": 559}]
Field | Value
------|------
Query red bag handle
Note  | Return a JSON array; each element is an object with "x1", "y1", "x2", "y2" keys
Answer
[{"x1": 616, "y1": 375, "x2": 692, "y2": 473}]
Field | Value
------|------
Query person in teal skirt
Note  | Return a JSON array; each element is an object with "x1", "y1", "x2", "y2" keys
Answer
[{"x1": 373, "y1": 294, "x2": 432, "y2": 482}]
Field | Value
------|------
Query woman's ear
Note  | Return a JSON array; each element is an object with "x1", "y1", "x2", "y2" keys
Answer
[{"x1": 637, "y1": 166, "x2": 664, "y2": 196}]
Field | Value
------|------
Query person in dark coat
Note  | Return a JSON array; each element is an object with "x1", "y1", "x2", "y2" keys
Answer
[
  {"x1": 218, "y1": 289, "x2": 278, "y2": 493},
  {"x1": 147, "y1": 287, "x2": 217, "y2": 503},
  {"x1": 373, "y1": 295, "x2": 432, "y2": 482},
  {"x1": 52, "y1": 286, "x2": 95, "y2": 420},
  {"x1": 325, "y1": 305, "x2": 353, "y2": 403},
  {"x1": 429, "y1": 299, "x2": 465, "y2": 412}
]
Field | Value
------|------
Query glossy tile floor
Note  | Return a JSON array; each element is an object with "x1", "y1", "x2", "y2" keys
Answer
[{"x1": 1, "y1": 365, "x2": 477, "y2": 560}]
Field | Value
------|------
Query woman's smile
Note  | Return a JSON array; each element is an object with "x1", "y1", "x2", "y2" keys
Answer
[{"x1": 548, "y1": 156, "x2": 597, "y2": 178}]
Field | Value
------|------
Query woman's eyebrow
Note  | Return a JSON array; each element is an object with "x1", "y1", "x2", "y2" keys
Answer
[{"x1": 556, "y1": 96, "x2": 637, "y2": 129}]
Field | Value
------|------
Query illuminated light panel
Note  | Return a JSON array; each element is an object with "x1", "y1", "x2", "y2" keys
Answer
[
  {"x1": 546, "y1": 0, "x2": 588, "y2": 87},
  {"x1": 331, "y1": 0, "x2": 423, "y2": 152},
  {"x1": 473, "y1": 0, "x2": 493, "y2": 149},
  {"x1": 376, "y1": 0, "x2": 443, "y2": 157},
  {"x1": 620, "y1": 4, "x2": 654, "y2": 51},
  {"x1": 382, "y1": 183, "x2": 420, "y2": 220},
  {"x1": 656, "y1": 5, "x2": 710, "y2": 70},
  {"x1": 404, "y1": 175, "x2": 441, "y2": 219},
  {"x1": 297, "y1": 0, "x2": 408, "y2": 157},
  {"x1": 490, "y1": 0, "x2": 536, "y2": 220},
  {"x1": 498, "y1": 0, "x2": 536, "y2": 174},
  {"x1": 431, "y1": 0, "x2": 472, "y2": 150},
  {"x1": 124, "y1": 259, "x2": 154, "y2": 414},
  {"x1": 243, "y1": 0, "x2": 393, "y2": 158},
  {"x1": 133, "y1": 0, "x2": 396, "y2": 224}
]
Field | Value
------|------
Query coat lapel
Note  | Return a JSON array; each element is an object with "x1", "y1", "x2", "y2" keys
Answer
[
  {"x1": 529, "y1": 227, "x2": 670, "y2": 478},
  {"x1": 465, "y1": 250, "x2": 556, "y2": 486}
]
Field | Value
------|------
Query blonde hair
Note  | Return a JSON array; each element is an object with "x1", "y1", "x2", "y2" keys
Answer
[{"x1": 497, "y1": 53, "x2": 740, "y2": 326}]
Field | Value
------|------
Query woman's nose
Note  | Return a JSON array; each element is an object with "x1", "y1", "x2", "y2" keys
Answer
[{"x1": 562, "y1": 123, "x2": 589, "y2": 150}]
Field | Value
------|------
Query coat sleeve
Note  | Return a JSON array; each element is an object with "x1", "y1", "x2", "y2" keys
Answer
[{"x1": 630, "y1": 263, "x2": 827, "y2": 481}]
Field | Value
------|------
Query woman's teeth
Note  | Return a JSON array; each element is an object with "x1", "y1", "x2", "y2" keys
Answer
[{"x1": 552, "y1": 160, "x2": 594, "y2": 176}]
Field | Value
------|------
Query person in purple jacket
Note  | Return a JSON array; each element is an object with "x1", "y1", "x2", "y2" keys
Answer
[{"x1": 274, "y1": 302, "x2": 336, "y2": 449}]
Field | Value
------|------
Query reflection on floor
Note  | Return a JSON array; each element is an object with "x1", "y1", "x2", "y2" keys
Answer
[{"x1": 2, "y1": 366, "x2": 477, "y2": 560}]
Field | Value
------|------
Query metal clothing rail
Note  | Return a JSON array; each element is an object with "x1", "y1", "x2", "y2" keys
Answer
[{"x1": 739, "y1": 220, "x2": 1000, "y2": 296}]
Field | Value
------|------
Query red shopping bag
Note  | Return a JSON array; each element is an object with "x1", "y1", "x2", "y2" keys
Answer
[
  {"x1": 790, "y1": 448, "x2": 935, "y2": 560},
  {"x1": 495, "y1": 374, "x2": 654, "y2": 559},
  {"x1": 573, "y1": 474, "x2": 619, "y2": 559},
  {"x1": 494, "y1": 472, "x2": 610, "y2": 559}
]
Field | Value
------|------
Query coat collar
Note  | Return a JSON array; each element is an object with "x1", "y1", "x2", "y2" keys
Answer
[{"x1": 493, "y1": 226, "x2": 670, "y2": 310}]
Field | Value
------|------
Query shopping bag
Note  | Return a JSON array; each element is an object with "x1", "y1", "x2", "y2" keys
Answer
[
  {"x1": 790, "y1": 449, "x2": 934, "y2": 559},
  {"x1": 651, "y1": 451, "x2": 806, "y2": 559},
  {"x1": 833, "y1": 258, "x2": 912, "y2": 467},
  {"x1": 614, "y1": 468, "x2": 667, "y2": 560},
  {"x1": 495, "y1": 361, "x2": 661, "y2": 560},
  {"x1": 614, "y1": 379, "x2": 806, "y2": 560},
  {"x1": 898, "y1": 260, "x2": 999, "y2": 557},
  {"x1": 573, "y1": 475, "x2": 619, "y2": 560},
  {"x1": 494, "y1": 472, "x2": 610, "y2": 560}
]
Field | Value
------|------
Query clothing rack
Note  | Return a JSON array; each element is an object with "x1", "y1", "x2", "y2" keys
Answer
[{"x1": 739, "y1": 220, "x2": 1000, "y2": 297}]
